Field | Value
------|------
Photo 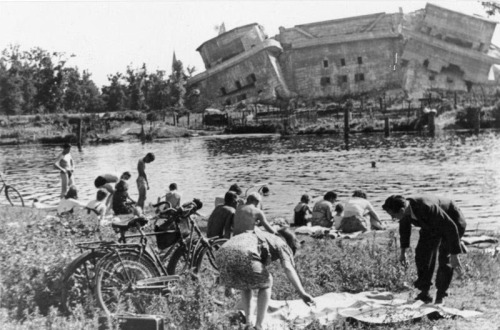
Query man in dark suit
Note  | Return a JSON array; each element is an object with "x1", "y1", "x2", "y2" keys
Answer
[{"x1": 382, "y1": 195, "x2": 467, "y2": 305}]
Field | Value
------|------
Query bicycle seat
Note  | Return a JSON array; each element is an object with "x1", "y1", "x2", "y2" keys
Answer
[{"x1": 111, "y1": 216, "x2": 148, "y2": 231}]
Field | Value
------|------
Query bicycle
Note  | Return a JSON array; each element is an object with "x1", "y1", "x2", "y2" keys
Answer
[
  {"x1": 0, "y1": 172, "x2": 24, "y2": 207},
  {"x1": 61, "y1": 199, "x2": 226, "y2": 315},
  {"x1": 60, "y1": 199, "x2": 173, "y2": 315}
]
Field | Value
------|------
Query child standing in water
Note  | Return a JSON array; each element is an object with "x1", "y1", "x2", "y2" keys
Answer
[{"x1": 54, "y1": 143, "x2": 75, "y2": 198}]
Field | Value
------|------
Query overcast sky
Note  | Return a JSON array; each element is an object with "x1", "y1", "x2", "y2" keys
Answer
[{"x1": 0, "y1": 0, "x2": 496, "y2": 87}]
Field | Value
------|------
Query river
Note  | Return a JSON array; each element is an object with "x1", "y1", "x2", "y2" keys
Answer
[{"x1": 1, "y1": 131, "x2": 499, "y2": 231}]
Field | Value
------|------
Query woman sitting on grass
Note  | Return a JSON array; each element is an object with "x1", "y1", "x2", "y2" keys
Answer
[
  {"x1": 339, "y1": 190, "x2": 385, "y2": 233},
  {"x1": 293, "y1": 194, "x2": 313, "y2": 227},
  {"x1": 216, "y1": 227, "x2": 314, "y2": 330}
]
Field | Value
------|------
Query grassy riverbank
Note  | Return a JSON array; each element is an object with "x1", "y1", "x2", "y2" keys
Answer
[{"x1": 0, "y1": 206, "x2": 499, "y2": 329}]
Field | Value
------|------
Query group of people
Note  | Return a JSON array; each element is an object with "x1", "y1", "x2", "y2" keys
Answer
[
  {"x1": 206, "y1": 184, "x2": 467, "y2": 329},
  {"x1": 55, "y1": 143, "x2": 468, "y2": 330},
  {"x1": 293, "y1": 189, "x2": 385, "y2": 233},
  {"x1": 54, "y1": 144, "x2": 176, "y2": 223}
]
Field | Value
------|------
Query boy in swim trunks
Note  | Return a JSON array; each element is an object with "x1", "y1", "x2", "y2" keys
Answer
[
  {"x1": 54, "y1": 143, "x2": 75, "y2": 198},
  {"x1": 137, "y1": 152, "x2": 155, "y2": 209}
]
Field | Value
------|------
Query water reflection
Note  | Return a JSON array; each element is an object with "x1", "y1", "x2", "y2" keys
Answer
[{"x1": 1, "y1": 131, "x2": 499, "y2": 231}]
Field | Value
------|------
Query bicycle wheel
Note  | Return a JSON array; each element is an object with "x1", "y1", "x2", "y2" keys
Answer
[
  {"x1": 61, "y1": 250, "x2": 105, "y2": 315},
  {"x1": 5, "y1": 185, "x2": 24, "y2": 207},
  {"x1": 194, "y1": 239, "x2": 227, "y2": 292},
  {"x1": 166, "y1": 245, "x2": 192, "y2": 276},
  {"x1": 95, "y1": 250, "x2": 162, "y2": 315}
]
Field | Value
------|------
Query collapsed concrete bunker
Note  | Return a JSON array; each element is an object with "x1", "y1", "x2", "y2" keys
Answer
[{"x1": 188, "y1": 3, "x2": 500, "y2": 107}]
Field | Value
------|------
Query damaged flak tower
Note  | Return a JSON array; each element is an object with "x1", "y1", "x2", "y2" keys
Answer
[{"x1": 188, "y1": 3, "x2": 500, "y2": 107}]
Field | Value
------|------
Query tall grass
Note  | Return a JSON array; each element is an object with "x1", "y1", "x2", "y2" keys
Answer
[{"x1": 0, "y1": 207, "x2": 499, "y2": 329}]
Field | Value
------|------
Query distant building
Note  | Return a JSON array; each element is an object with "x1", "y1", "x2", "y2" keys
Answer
[
  {"x1": 188, "y1": 3, "x2": 500, "y2": 106},
  {"x1": 188, "y1": 23, "x2": 290, "y2": 106}
]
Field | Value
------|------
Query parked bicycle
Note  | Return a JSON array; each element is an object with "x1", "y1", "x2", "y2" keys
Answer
[
  {"x1": 0, "y1": 172, "x2": 24, "y2": 207},
  {"x1": 61, "y1": 198, "x2": 226, "y2": 315}
]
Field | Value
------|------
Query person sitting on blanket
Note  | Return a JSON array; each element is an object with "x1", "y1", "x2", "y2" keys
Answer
[
  {"x1": 112, "y1": 172, "x2": 137, "y2": 215},
  {"x1": 332, "y1": 203, "x2": 344, "y2": 230},
  {"x1": 310, "y1": 191, "x2": 337, "y2": 227},
  {"x1": 165, "y1": 182, "x2": 182, "y2": 209},
  {"x1": 293, "y1": 194, "x2": 313, "y2": 227},
  {"x1": 86, "y1": 190, "x2": 109, "y2": 226},
  {"x1": 233, "y1": 192, "x2": 277, "y2": 236},
  {"x1": 339, "y1": 190, "x2": 385, "y2": 233},
  {"x1": 57, "y1": 185, "x2": 86, "y2": 215},
  {"x1": 207, "y1": 190, "x2": 238, "y2": 239},
  {"x1": 382, "y1": 194, "x2": 467, "y2": 305},
  {"x1": 216, "y1": 227, "x2": 314, "y2": 330}
]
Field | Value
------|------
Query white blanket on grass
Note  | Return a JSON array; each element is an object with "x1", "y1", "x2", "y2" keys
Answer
[
  {"x1": 238, "y1": 291, "x2": 481, "y2": 329},
  {"x1": 294, "y1": 225, "x2": 364, "y2": 239}
]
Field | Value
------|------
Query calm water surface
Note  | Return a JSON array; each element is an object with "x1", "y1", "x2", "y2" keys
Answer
[{"x1": 1, "y1": 131, "x2": 499, "y2": 231}]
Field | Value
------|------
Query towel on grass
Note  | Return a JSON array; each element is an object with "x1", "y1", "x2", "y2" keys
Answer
[
  {"x1": 236, "y1": 291, "x2": 482, "y2": 329},
  {"x1": 294, "y1": 225, "x2": 365, "y2": 239}
]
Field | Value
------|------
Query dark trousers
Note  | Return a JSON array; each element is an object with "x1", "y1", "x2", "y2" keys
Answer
[
  {"x1": 414, "y1": 205, "x2": 466, "y2": 296},
  {"x1": 414, "y1": 233, "x2": 453, "y2": 296}
]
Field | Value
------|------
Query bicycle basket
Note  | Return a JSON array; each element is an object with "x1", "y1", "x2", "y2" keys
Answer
[{"x1": 154, "y1": 219, "x2": 180, "y2": 250}]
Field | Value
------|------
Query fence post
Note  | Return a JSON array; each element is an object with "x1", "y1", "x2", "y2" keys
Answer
[
  {"x1": 428, "y1": 111, "x2": 436, "y2": 137},
  {"x1": 384, "y1": 117, "x2": 390, "y2": 137},
  {"x1": 77, "y1": 118, "x2": 83, "y2": 151},
  {"x1": 344, "y1": 105, "x2": 350, "y2": 150},
  {"x1": 474, "y1": 107, "x2": 481, "y2": 135}
]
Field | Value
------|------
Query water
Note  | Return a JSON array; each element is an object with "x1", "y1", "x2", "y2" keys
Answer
[{"x1": 1, "y1": 131, "x2": 499, "y2": 231}]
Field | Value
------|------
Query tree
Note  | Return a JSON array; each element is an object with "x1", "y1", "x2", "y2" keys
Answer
[
  {"x1": 482, "y1": 1, "x2": 500, "y2": 16},
  {"x1": 102, "y1": 73, "x2": 128, "y2": 111},
  {"x1": 126, "y1": 64, "x2": 147, "y2": 110},
  {"x1": 169, "y1": 58, "x2": 187, "y2": 108}
]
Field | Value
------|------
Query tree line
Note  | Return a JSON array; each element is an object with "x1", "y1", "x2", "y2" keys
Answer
[{"x1": 0, "y1": 45, "x2": 206, "y2": 116}]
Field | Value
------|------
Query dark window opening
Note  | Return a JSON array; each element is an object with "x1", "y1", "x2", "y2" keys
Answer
[
  {"x1": 246, "y1": 73, "x2": 257, "y2": 85},
  {"x1": 423, "y1": 59, "x2": 429, "y2": 68},
  {"x1": 354, "y1": 73, "x2": 365, "y2": 82},
  {"x1": 235, "y1": 80, "x2": 242, "y2": 89},
  {"x1": 236, "y1": 94, "x2": 247, "y2": 102},
  {"x1": 465, "y1": 81, "x2": 473, "y2": 93},
  {"x1": 357, "y1": 57, "x2": 363, "y2": 64},
  {"x1": 444, "y1": 36, "x2": 473, "y2": 49},
  {"x1": 478, "y1": 42, "x2": 485, "y2": 52},
  {"x1": 220, "y1": 87, "x2": 227, "y2": 95},
  {"x1": 446, "y1": 77, "x2": 454, "y2": 83},
  {"x1": 225, "y1": 99, "x2": 231, "y2": 105},
  {"x1": 320, "y1": 77, "x2": 331, "y2": 86},
  {"x1": 340, "y1": 58, "x2": 346, "y2": 66},
  {"x1": 338, "y1": 75, "x2": 348, "y2": 84},
  {"x1": 323, "y1": 59, "x2": 329, "y2": 68},
  {"x1": 429, "y1": 75, "x2": 435, "y2": 81},
  {"x1": 401, "y1": 59, "x2": 409, "y2": 67}
]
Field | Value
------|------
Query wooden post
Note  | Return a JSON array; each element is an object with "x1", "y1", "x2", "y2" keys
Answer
[
  {"x1": 384, "y1": 117, "x2": 390, "y2": 137},
  {"x1": 77, "y1": 118, "x2": 82, "y2": 151},
  {"x1": 140, "y1": 124, "x2": 146, "y2": 143},
  {"x1": 454, "y1": 92, "x2": 457, "y2": 109},
  {"x1": 187, "y1": 112, "x2": 190, "y2": 128},
  {"x1": 428, "y1": 111, "x2": 436, "y2": 137},
  {"x1": 474, "y1": 107, "x2": 481, "y2": 135},
  {"x1": 344, "y1": 106, "x2": 350, "y2": 150}
]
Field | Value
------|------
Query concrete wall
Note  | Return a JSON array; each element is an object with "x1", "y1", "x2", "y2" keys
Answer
[
  {"x1": 402, "y1": 36, "x2": 493, "y2": 83},
  {"x1": 279, "y1": 37, "x2": 402, "y2": 98},
  {"x1": 194, "y1": 50, "x2": 288, "y2": 106},
  {"x1": 277, "y1": 13, "x2": 401, "y2": 46},
  {"x1": 197, "y1": 24, "x2": 267, "y2": 69},
  {"x1": 423, "y1": 3, "x2": 496, "y2": 51}
]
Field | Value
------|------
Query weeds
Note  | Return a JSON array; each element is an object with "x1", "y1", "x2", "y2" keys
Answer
[{"x1": 0, "y1": 207, "x2": 499, "y2": 329}]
